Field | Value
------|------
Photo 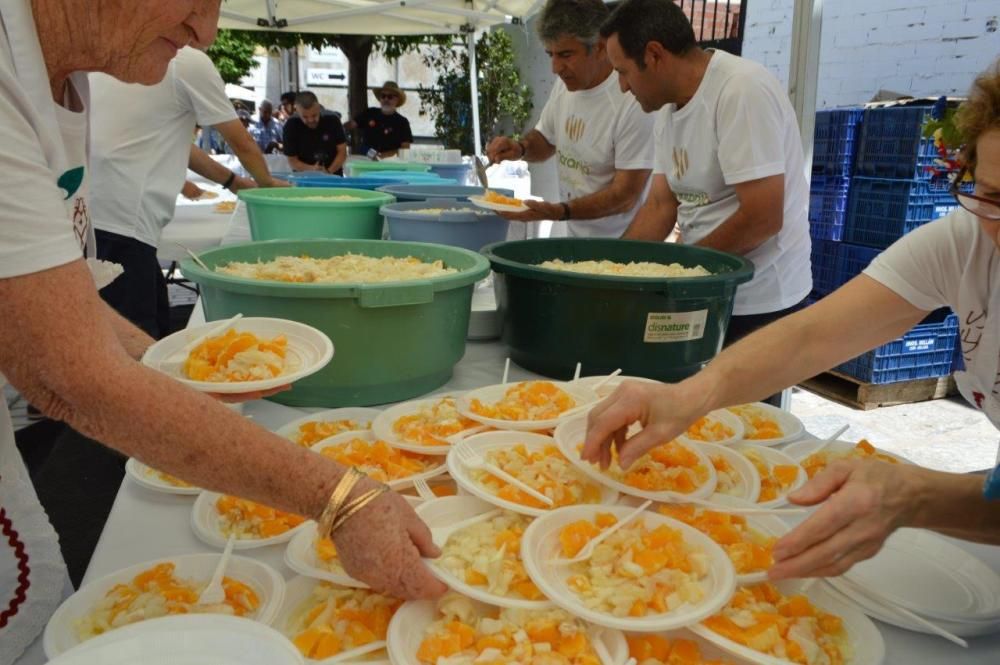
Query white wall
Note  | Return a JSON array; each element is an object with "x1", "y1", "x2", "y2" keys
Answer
[{"x1": 742, "y1": 0, "x2": 1000, "y2": 109}]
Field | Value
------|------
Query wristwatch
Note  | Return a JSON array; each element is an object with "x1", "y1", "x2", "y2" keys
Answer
[
  {"x1": 559, "y1": 202, "x2": 571, "y2": 221},
  {"x1": 222, "y1": 171, "x2": 237, "y2": 190}
]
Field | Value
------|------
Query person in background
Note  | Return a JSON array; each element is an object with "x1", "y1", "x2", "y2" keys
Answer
[
  {"x1": 345, "y1": 81, "x2": 413, "y2": 159},
  {"x1": 602, "y1": 0, "x2": 812, "y2": 351},
  {"x1": 277, "y1": 90, "x2": 296, "y2": 122},
  {"x1": 89, "y1": 46, "x2": 287, "y2": 340},
  {"x1": 252, "y1": 99, "x2": 283, "y2": 154},
  {"x1": 485, "y1": 0, "x2": 653, "y2": 236},
  {"x1": 583, "y1": 61, "x2": 1000, "y2": 580},
  {"x1": 283, "y1": 90, "x2": 348, "y2": 174},
  {"x1": 236, "y1": 108, "x2": 252, "y2": 131}
]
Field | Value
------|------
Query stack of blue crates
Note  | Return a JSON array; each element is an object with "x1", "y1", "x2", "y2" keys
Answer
[{"x1": 807, "y1": 104, "x2": 961, "y2": 384}]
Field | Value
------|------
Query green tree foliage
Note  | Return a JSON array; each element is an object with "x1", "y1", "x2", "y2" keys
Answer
[
  {"x1": 418, "y1": 31, "x2": 533, "y2": 153},
  {"x1": 205, "y1": 30, "x2": 260, "y2": 84}
]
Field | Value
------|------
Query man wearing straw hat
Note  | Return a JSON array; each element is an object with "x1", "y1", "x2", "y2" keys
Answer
[{"x1": 346, "y1": 80, "x2": 414, "y2": 159}]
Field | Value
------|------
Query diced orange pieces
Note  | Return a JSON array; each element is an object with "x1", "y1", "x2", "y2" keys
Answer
[
  {"x1": 469, "y1": 381, "x2": 575, "y2": 421},
  {"x1": 559, "y1": 520, "x2": 600, "y2": 557},
  {"x1": 483, "y1": 190, "x2": 523, "y2": 206},
  {"x1": 183, "y1": 329, "x2": 287, "y2": 382}
]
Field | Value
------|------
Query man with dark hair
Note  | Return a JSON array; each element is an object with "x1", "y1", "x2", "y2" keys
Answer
[
  {"x1": 278, "y1": 90, "x2": 297, "y2": 121},
  {"x1": 485, "y1": 0, "x2": 652, "y2": 236},
  {"x1": 282, "y1": 91, "x2": 348, "y2": 174},
  {"x1": 602, "y1": 0, "x2": 812, "y2": 349}
]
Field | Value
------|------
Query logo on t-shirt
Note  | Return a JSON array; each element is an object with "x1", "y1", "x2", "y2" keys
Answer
[
  {"x1": 564, "y1": 116, "x2": 586, "y2": 142},
  {"x1": 58, "y1": 166, "x2": 84, "y2": 200},
  {"x1": 672, "y1": 147, "x2": 689, "y2": 179},
  {"x1": 71, "y1": 196, "x2": 90, "y2": 252}
]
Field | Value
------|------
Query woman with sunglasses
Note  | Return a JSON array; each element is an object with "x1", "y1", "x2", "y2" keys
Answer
[{"x1": 581, "y1": 61, "x2": 1000, "y2": 581}]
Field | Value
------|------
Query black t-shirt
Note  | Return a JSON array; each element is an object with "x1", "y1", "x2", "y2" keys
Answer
[
  {"x1": 282, "y1": 112, "x2": 346, "y2": 168},
  {"x1": 354, "y1": 107, "x2": 413, "y2": 154}
]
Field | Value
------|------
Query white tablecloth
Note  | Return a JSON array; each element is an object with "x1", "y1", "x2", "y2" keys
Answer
[
  {"x1": 13, "y1": 333, "x2": 1000, "y2": 663},
  {"x1": 157, "y1": 187, "x2": 239, "y2": 264}
]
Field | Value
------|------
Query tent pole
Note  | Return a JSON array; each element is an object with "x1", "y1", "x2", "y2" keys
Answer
[
  {"x1": 467, "y1": 27, "x2": 483, "y2": 157},
  {"x1": 788, "y1": 0, "x2": 822, "y2": 176}
]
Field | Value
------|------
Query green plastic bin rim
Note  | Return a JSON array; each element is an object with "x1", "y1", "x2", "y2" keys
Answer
[
  {"x1": 237, "y1": 187, "x2": 395, "y2": 207},
  {"x1": 347, "y1": 161, "x2": 432, "y2": 172},
  {"x1": 179, "y1": 238, "x2": 490, "y2": 300},
  {"x1": 379, "y1": 198, "x2": 504, "y2": 224},
  {"x1": 481, "y1": 238, "x2": 754, "y2": 291}
]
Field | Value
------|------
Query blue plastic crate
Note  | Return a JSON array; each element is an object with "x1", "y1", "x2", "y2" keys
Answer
[
  {"x1": 810, "y1": 239, "x2": 841, "y2": 296},
  {"x1": 812, "y1": 108, "x2": 864, "y2": 177},
  {"x1": 836, "y1": 243, "x2": 881, "y2": 283},
  {"x1": 835, "y1": 312, "x2": 958, "y2": 384},
  {"x1": 809, "y1": 176, "x2": 851, "y2": 241},
  {"x1": 844, "y1": 177, "x2": 959, "y2": 248},
  {"x1": 855, "y1": 106, "x2": 950, "y2": 180}
]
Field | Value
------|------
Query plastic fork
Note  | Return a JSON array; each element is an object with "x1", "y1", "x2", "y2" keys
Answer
[
  {"x1": 197, "y1": 533, "x2": 235, "y2": 605},
  {"x1": 170, "y1": 313, "x2": 243, "y2": 363},
  {"x1": 548, "y1": 501, "x2": 653, "y2": 565},
  {"x1": 454, "y1": 444, "x2": 555, "y2": 506},
  {"x1": 430, "y1": 508, "x2": 503, "y2": 547},
  {"x1": 588, "y1": 628, "x2": 615, "y2": 665},
  {"x1": 444, "y1": 425, "x2": 490, "y2": 445},
  {"x1": 324, "y1": 640, "x2": 388, "y2": 663},
  {"x1": 176, "y1": 242, "x2": 211, "y2": 271},
  {"x1": 803, "y1": 424, "x2": 851, "y2": 459},
  {"x1": 412, "y1": 477, "x2": 436, "y2": 502}
]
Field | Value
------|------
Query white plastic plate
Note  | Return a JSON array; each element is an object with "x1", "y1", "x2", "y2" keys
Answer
[
  {"x1": 192, "y1": 491, "x2": 310, "y2": 550},
  {"x1": 699, "y1": 442, "x2": 761, "y2": 504},
  {"x1": 414, "y1": 495, "x2": 553, "y2": 610},
  {"x1": 125, "y1": 458, "x2": 201, "y2": 496},
  {"x1": 690, "y1": 581, "x2": 885, "y2": 665},
  {"x1": 284, "y1": 522, "x2": 368, "y2": 588},
  {"x1": 571, "y1": 374, "x2": 661, "y2": 399},
  {"x1": 727, "y1": 402, "x2": 805, "y2": 446},
  {"x1": 521, "y1": 504, "x2": 736, "y2": 633},
  {"x1": 371, "y1": 396, "x2": 480, "y2": 455},
  {"x1": 553, "y1": 416, "x2": 718, "y2": 503},
  {"x1": 310, "y1": 430, "x2": 448, "y2": 490},
  {"x1": 47, "y1": 615, "x2": 303, "y2": 665},
  {"x1": 387, "y1": 598, "x2": 630, "y2": 665},
  {"x1": 142, "y1": 317, "x2": 334, "y2": 394},
  {"x1": 44, "y1": 553, "x2": 286, "y2": 658},
  {"x1": 446, "y1": 431, "x2": 618, "y2": 517},
  {"x1": 703, "y1": 494, "x2": 790, "y2": 585},
  {"x1": 456, "y1": 381, "x2": 599, "y2": 432},
  {"x1": 275, "y1": 408, "x2": 382, "y2": 446},
  {"x1": 468, "y1": 194, "x2": 529, "y2": 213},
  {"x1": 271, "y1": 576, "x2": 391, "y2": 664},
  {"x1": 783, "y1": 438, "x2": 914, "y2": 468},
  {"x1": 735, "y1": 444, "x2": 807, "y2": 509},
  {"x1": 677, "y1": 409, "x2": 746, "y2": 447}
]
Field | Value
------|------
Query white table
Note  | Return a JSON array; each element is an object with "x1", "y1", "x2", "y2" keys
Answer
[
  {"x1": 14, "y1": 343, "x2": 1000, "y2": 663},
  {"x1": 157, "y1": 187, "x2": 238, "y2": 264}
]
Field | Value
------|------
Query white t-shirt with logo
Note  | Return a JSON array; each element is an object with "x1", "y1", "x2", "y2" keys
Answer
[
  {"x1": 865, "y1": 210, "x2": 1000, "y2": 430},
  {"x1": 653, "y1": 50, "x2": 812, "y2": 316},
  {"x1": 89, "y1": 47, "x2": 237, "y2": 248},
  {"x1": 536, "y1": 73, "x2": 653, "y2": 238}
]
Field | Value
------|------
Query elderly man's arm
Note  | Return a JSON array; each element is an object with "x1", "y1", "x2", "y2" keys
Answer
[
  {"x1": 622, "y1": 173, "x2": 678, "y2": 240},
  {"x1": 693, "y1": 174, "x2": 784, "y2": 254},
  {"x1": 102, "y1": 302, "x2": 155, "y2": 360},
  {"x1": 215, "y1": 119, "x2": 286, "y2": 187}
]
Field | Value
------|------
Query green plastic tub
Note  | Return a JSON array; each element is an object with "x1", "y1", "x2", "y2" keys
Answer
[
  {"x1": 482, "y1": 238, "x2": 754, "y2": 382},
  {"x1": 180, "y1": 239, "x2": 490, "y2": 406},
  {"x1": 344, "y1": 160, "x2": 432, "y2": 177},
  {"x1": 238, "y1": 187, "x2": 394, "y2": 241}
]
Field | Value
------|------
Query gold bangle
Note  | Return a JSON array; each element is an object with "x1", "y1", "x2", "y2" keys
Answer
[
  {"x1": 330, "y1": 485, "x2": 389, "y2": 534},
  {"x1": 317, "y1": 467, "x2": 365, "y2": 537}
]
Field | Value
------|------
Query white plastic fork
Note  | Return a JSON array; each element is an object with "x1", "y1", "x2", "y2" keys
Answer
[
  {"x1": 172, "y1": 313, "x2": 243, "y2": 363},
  {"x1": 430, "y1": 508, "x2": 503, "y2": 547},
  {"x1": 667, "y1": 494, "x2": 807, "y2": 515},
  {"x1": 804, "y1": 424, "x2": 851, "y2": 459},
  {"x1": 176, "y1": 242, "x2": 211, "y2": 271},
  {"x1": 588, "y1": 627, "x2": 615, "y2": 665},
  {"x1": 197, "y1": 533, "x2": 235, "y2": 605},
  {"x1": 548, "y1": 501, "x2": 653, "y2": 565},
  {"x1": 324, "y1": 640, "x2": 388, "y2": 663},
  {"x1": 412, "y1": 477, "x2": 436, "y2": 502},
  {"x1": 454, "y1": 444, "x2": 555, "y2": 506}
]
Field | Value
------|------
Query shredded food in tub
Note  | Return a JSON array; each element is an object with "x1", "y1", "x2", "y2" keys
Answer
[
  {"x1": 684, "y1": 416, "x2": 736, "y2": 443},
  {"x1": 215, "y1": 496, "x2": 306, "y2": 539},
  {"x1": 559, "y1": 512, "x2": 710, "y2": 618},
  {"x1": 801, "y1": 439, "x2": 899, "y2": 479},
  {"x1": 538, "y1": 259, "x2": 711, "y2": 278},
  {"x1": 626, "y1": 634, "x2": 734, "y2": 665},
  {"x1": 417, "y1": 592, "x2": 603, "y2": 664},
  {"x1": 658, "y1": 505, "x2": 775, "y2": 575},
  {"x1": 702, "y1": 583, "x2": 850, "y2": 665},
  {"x1": 183, "y1": 329, "x2": 288, "y2": 382},
  {"x1": 290, "y1": 418, "x2": 372, "y2": 447},
  {"x1": 287, "y1": 582, "x2": 401, "y2": 660},
  {"x1": 727, "y1": 404, "x2": 784, "y2": 440},
  {"x1": 216, "y1": 253, "x2": 456, "y2": 283},
  {"x1": 578, "y1": 440, "x2": 710, "y2": 494},
  {"x1": 75, "y1": 562, "x2": 259, "y2": 641},
  {"x1": 472, "y1": 444, "x2": 603, "y2": 509},
  {"x1": 393, "y1": 397, "x2": 482, "y2": 447},
  {"x1": 317, "y1": 437, "x2": 440, "y2": 483},
  {"x1": 470, "y1": 381, "x2": 576, "y2": 422},
  {"x1": 740, "y1": 449, "x2": 800, "y2": 504},
  {"x1": 438, "y1": 511, "x2": 544, "y2": 600}
]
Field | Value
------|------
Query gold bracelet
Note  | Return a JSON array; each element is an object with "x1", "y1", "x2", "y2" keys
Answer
[
  {"x1": 330, "y1": 485, "x2": 390, "y2": 534},
  {"x1": 317, "y1": 467, "x2": 365, "y2": 537}
]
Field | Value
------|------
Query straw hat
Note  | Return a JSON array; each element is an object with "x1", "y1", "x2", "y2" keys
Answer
[{"x1": 373, "y1": 81, "x2": 406, "y2": 107}]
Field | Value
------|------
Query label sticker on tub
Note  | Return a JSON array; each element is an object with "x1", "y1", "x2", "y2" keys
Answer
[{"x1": 644, "y1": 311, "x2": 708, "y2": 343}]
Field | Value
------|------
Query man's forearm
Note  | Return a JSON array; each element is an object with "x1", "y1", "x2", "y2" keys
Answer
[
  {"x1": 103, "y1": 302, "x2": 155, "y2": 360},
  {"x1": 911, "y1": 470, "x2": 1000, "y2": 545},
  {"x1": 694, "y1": 207, "x2": 780, "y2": 255},
  {"x1": 328, "y1": 145, "x2": 347, "y2": 173},
  {"x1": 189, "y1": 145, "x2": 235, "y2": 186},
  {"x1": 521, "y1": 129, "x2": 556, "y2": 162},
  {"x1": 622, "y1": 197, "x2": 677, "y2": 240},
  {"x1": 288, "y1": 156, "x2": 316, "y2": 172},
  {"x1": 230, "y1": 134, "x2": 275, "y2": 186},
  {"x1": 559, "y1": 171, "x2": 650, "y2": 221}
]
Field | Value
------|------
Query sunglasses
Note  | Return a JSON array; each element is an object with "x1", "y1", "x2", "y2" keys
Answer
[
  {"x1": 379, "y1": 93, "x2": 398, "y2": 101},
  {"x1": 951, "y1": 168, "x2": 1000, "y2": 221}
]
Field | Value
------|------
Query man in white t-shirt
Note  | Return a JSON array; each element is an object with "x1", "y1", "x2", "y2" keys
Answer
[
  {"x1": 89, "y1": 46, "x2": 286, "y2": 338},
  {"x1": 484, "y1": 0, "x2": 653, "y2": 237},
  {"x1": 601, "y1": 0, "x2": 812, "y2": 345}
]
